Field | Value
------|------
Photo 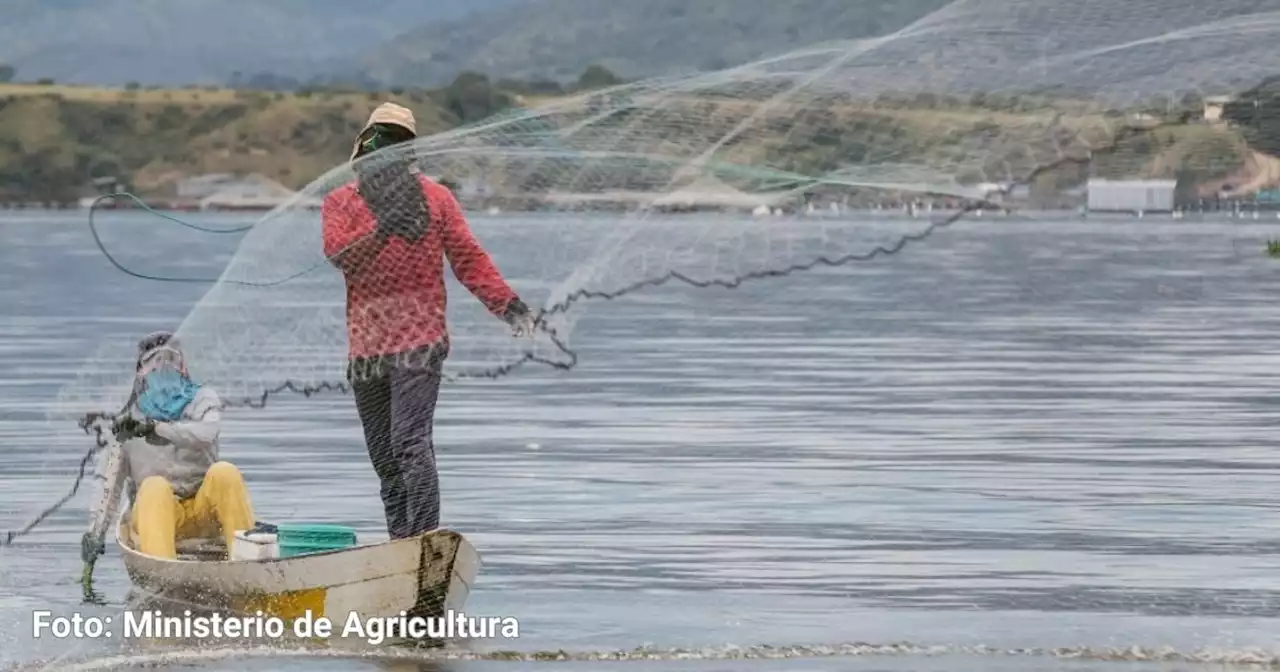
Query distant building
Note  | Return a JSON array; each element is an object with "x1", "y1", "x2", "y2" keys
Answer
[
  {"x1": 77, "y1": 176, "x2": 123, "y2": 208},
  {"x1": 176, "y1": 173, "x2": 241, "y2": 200},
  {"x1": 1125, "y1": 112, "x2": 1161, "y2": 130},
  {"x1": 1256, "y1": 189, "x2": 1280, "y2": 205},
  {"x1": 975, "y1": 182, "x2": 1018, "y2": 202},
  {"x1": 1086, "y1": 179, "x2": 1176, "y2": 213},
  {"x1": 425, "y1": 175, "x2": 494, "y2": 202},
  {"x1": 651, "y1": 174, "x2": 793, "y2": 212},
  {"x1": 1203, "y1": 95, "x2": 1235, "y2": 124},
  {"x1": 90, "y1": 176, "x2": 121, "y2": 193},
  {"x1": 196, "y1": 174, "x2": 299, "y2": 211}
]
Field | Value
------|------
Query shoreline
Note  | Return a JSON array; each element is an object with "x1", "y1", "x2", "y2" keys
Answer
[{"x1": 4, "y1": 203, "x2": 1280, "y2": 222}]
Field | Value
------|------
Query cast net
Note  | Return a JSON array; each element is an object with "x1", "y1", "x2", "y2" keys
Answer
[
  {"x1": 9, "y1": 0, "x2": 1280, "y2": 577},
  {"x1": 51, "y1": 0, "x2": 1280, "y2": 420}
]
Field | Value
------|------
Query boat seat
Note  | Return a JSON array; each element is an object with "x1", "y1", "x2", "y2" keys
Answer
[
  {"x1": 120, "y1": 520, "x2": 228, "y2": 560},
  {"x1": 175, "y1": 536, "x2": 226, "y2": 561}
]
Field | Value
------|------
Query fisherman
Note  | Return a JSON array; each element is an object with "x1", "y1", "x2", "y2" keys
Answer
[
  {"x1": 80, "y1": 331, "x2": 255, "y2": 563},
  {"x1": 321, "y1": 102, "x2": 535, "y2": 540}
]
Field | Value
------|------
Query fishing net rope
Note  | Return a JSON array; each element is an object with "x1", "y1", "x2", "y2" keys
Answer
[
  {"x1": 3, "y1": 0, "x2": 1280, "y2": 606},
  {"x1": 49, "y1": 0, "x2": 1280, "y2": 418}
]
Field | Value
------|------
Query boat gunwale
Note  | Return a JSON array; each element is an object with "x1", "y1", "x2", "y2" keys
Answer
[
  {"x1": 116, "y1": 524, "x2": 479, "y2": 610},
  {"x1": 114, "y1": 519, "x2": 469, "y2": 567}
]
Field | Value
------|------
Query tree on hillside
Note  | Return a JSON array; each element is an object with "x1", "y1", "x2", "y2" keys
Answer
[
  {"x1": 576, "y1": 65, "x2": 622, "y2": 91},
  {"x1": 441, "y1": 72, "x2": 514, "y2": 123},
  {"x1": 0, "y1": 64, "x2": 14, "y2": 83}
]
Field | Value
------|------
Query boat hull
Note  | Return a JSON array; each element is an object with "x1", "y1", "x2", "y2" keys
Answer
[{"x1": 116, "y1": 521, "x2": 479, "y2": 627}]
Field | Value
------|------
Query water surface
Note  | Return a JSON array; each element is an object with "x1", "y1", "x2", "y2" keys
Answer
[{"x1": 2, "y1": 210, "x2": 1280, "y2": 670}]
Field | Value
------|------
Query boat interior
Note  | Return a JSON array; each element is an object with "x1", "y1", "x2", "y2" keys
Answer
[{"x1": 117, "y1": 520, "x2": 228, "y2": 561}]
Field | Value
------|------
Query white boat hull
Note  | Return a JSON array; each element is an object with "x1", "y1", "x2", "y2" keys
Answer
[{"x1": 116, "y1": 520, "x2": 479, "y2": 629}]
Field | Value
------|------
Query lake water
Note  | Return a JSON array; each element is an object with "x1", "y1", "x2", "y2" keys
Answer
[{"x1": 3, "y1": 209, "x2": 1280, "y2": 671}]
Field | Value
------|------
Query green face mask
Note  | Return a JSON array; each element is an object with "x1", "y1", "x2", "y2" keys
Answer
[{"x1": 355, "y1": 123, "x2": 415, "y2": 159}]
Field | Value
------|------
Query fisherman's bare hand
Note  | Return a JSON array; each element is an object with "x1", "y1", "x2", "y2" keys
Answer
[
  {"x1": 511, "y1": 314, "x2": 537, "y2": 338},
  {"x1": 503, "y1": 298, "x2": 538, "y2": 339}
]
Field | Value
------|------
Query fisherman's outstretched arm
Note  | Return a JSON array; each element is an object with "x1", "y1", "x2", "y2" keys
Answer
[
  {"x1": 436, "y1": 184, "x2": 524, "y2": 317},
  {"x1": 152, "y1": 388, "x2": 221, "y2": 455}
]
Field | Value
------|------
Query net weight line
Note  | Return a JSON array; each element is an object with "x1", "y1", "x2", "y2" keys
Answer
[
  {"x1": 76, "y1": 185, "x2": 1000, "y2": 410},
  {"x1": 1, "y1": 412, "x2": 121, "y2": 549},
  {"x1": 92, "y1": 201, "x2": 990, "y2": 412},
  {"x1": 0, "y1": 200, "x2": 977, "y2": 549},
  {"x1": 0, "y1": 116, "x2": 1162, "y2": 548}
]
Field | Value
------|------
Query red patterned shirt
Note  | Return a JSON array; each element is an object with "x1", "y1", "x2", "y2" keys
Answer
[{"x1": 321, "y1": 176, "x2": 518, "y2": 359}]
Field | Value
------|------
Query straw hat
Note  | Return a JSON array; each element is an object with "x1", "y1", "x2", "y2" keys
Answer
[{"x1": 350, "y1": 102, "x2": 417, "y2": 160}]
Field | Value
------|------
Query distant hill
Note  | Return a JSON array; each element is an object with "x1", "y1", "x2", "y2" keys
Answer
[
  {"x1": 353, "y1": 0, "x2": 951, "y2": 87},
  {"x1": 1, "y1": 78, "x2": 1247, "y2": 208},
  {"x1": 0, "y1": 83, "x2": 462, "y2": 202},
  {"x1": 0, "y1": 0, "x2": 526, "y2": 87}
]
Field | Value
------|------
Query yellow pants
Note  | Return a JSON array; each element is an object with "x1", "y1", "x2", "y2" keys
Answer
[{"x1": 130, "y1": 461, "x2": 255, "y2": 560}]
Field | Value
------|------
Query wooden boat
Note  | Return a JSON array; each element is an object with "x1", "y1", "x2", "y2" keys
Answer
[
  {"x1": 114, "y1": 518, "x2": 481, "y2": 627},
  {"x1": 82, "y1": 422, "x2": 481, "y2": 647}
]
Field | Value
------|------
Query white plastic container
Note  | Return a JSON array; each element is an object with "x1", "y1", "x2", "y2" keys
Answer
[{"x1": 230, "y1": 530, "x2": 279, "y2": 560}]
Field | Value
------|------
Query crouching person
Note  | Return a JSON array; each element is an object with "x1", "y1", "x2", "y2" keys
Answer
[{"x1": 81, "y1": 331, "x2": 255, "y2": 562}]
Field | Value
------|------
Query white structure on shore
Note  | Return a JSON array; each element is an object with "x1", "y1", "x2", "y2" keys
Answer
[
  {"x1": 1086, "y1": 179, "x2": 1176, "y2": 213},
  {"x1": 178, "y1": 173, "x2": 311, "y2": 211},
  {"x1": 200, "y1": 176, "x2": 296, "y2": 210},
  {"x1": 1203, "y1": 95, "x2": 1235, "y2": 125},
  {"x1": 177, "y1": 173, "x2": 240, "y2": 199}
]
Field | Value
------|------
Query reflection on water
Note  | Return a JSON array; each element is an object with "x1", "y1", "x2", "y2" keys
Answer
[{"x1": 3, "y1": 211, "x2": 1280, "y2": 671}]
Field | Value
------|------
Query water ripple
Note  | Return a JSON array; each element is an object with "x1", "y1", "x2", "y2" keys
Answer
[{"x1": 4, "y1": 213, "x2": 1280, "y2": 668}]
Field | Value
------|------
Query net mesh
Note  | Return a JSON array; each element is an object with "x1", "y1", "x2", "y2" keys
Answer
[
  {"x1": 7, "y1": 0, "x2": 1280, "y2": 654},
  {"x1": 46, "y1": 0, "x2": 1280, "y2": 423}
]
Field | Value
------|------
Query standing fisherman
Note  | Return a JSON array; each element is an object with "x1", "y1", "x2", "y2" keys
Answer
[{"x1": 321, "y1": 102, "x2": 534, "y2": 539}]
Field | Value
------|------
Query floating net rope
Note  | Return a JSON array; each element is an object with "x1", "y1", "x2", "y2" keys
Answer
[{"x1": 5, "y1": 0, "x2": 1280, "y2": 657}]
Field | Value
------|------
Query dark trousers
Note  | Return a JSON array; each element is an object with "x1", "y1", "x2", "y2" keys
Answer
[{"x1": 349, "y1": 345, "x2": 446, "y2": 539}]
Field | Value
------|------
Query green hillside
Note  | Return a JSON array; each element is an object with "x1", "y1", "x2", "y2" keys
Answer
[
  {"x1": 0, "y1": 77, "x2": 1260, "y2": 207},
  {"x1": 0, "y1": 85, "x2": 455, "y2": 203},
  {"x1": 355, "y1": 0, "x2": 950, "y2": 87}
]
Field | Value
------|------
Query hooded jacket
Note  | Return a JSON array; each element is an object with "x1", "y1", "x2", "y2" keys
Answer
[{"x1": 84, "y1": 350, "x2": 223, "y2": 551}]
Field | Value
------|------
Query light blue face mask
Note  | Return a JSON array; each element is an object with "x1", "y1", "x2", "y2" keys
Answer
[{"x1": 136, "y1": 368, "x2": 201, "y2": 422}]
